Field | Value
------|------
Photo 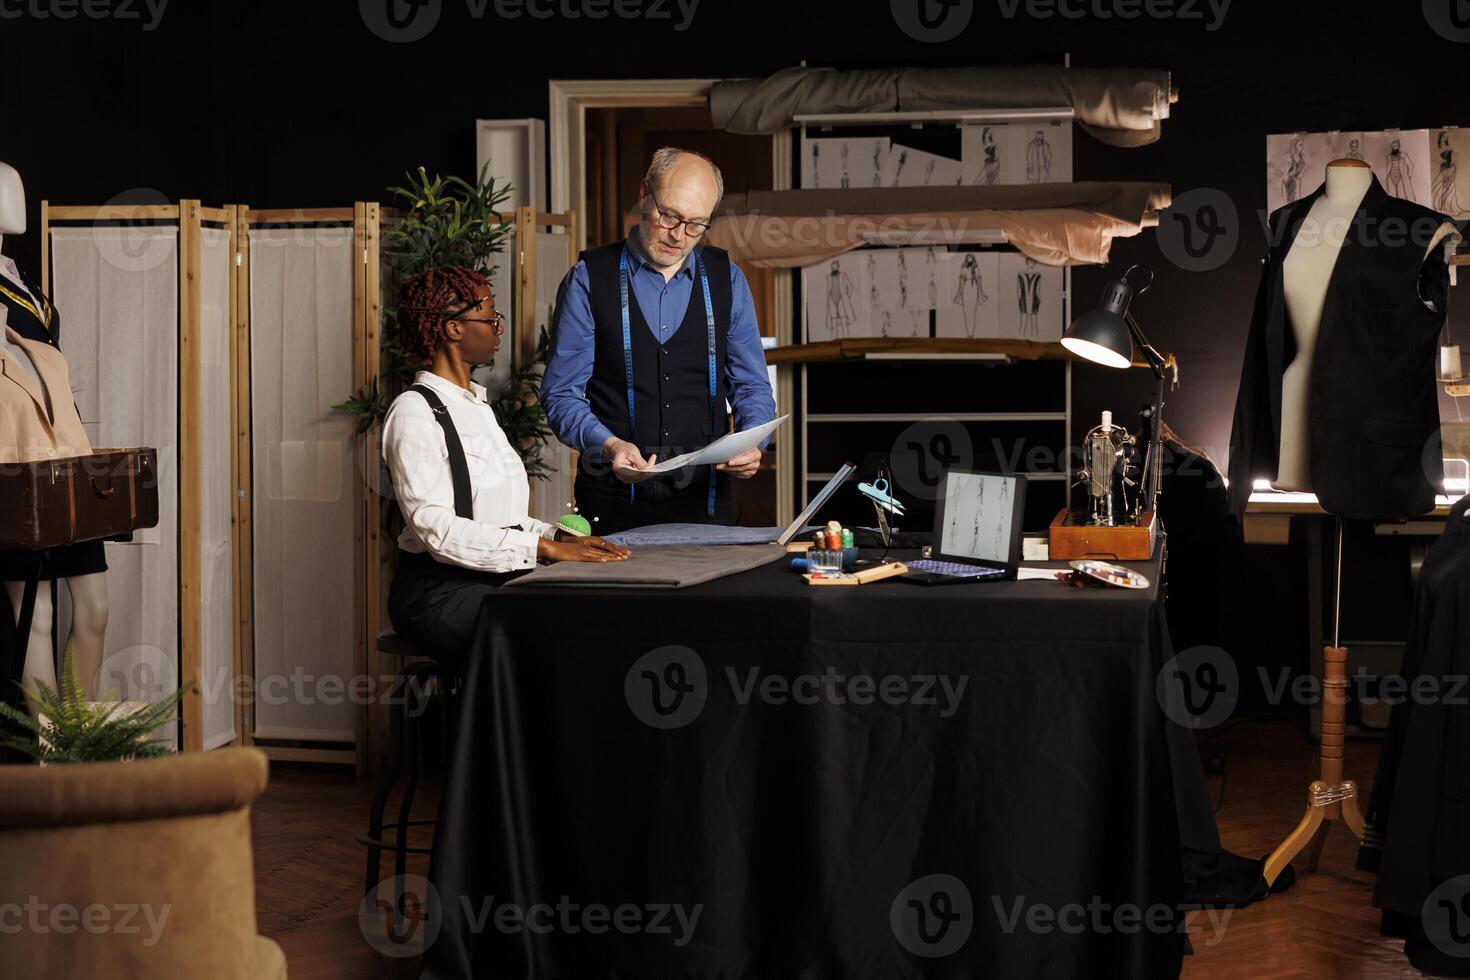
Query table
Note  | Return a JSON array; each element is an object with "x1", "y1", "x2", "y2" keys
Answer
[{"x1": 422, "y1": 546, "x2": 1225, "y2": 980}]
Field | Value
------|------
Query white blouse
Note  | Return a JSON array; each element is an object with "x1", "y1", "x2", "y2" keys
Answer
[{"x1": 382, "y1": 371, "x2": 557, "y2": 572}]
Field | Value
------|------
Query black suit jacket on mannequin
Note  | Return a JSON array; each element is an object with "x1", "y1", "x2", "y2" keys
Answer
[{"x1": 1227, "y1": 176, "x2": 1457, "y2": 522}]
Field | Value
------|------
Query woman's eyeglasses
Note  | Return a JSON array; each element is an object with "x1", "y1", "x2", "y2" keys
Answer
[
  {"x1": 451, "y1": 310, "x2": 506, "y2": 333},
  {"x1": 648, "y1": 193, "x2": 712, "y2": 238}
]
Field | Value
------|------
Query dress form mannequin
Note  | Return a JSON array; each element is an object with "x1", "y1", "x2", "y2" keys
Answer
[
  {"x1": 1274, "y1": 158, "x2": 1460, "y2": 490},
  {"x1": 0, "y1": 161, "x2": 110, "y2": 702}
]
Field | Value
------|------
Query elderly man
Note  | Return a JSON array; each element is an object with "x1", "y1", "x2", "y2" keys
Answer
[{"x1": 540, "y1": 147, "x2": 776, "y2": 534}]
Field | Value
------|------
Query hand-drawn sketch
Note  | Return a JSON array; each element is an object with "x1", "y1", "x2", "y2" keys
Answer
[
  {"x1": 880, "y1": 310, "x2": 893, "y2": 338},
  {"x1": 935, "y1": 251, "x2": 997, "y2": 338},
  {"x1": 942, "y1": 471, "x2": 1013, "y2": 562},
  {"x1": 840, "y1": 142, "x2": 851, "y2": 190},
  {"x1": 803, "y1": 136, "x2": 893, "y2": 190},
  {"x1": 976, "y1": 127, "x2": 1001, "y2": 185},
  {"x1": 953, "y1": 253, "x2": 990, "y2": 337},
  {"x1": 872, "y1": 143, "x2": 885, "y2": 187},
  {"x1": 1282, "y1": 135, "x2": 1307, "y2": 203},
  {"x1": 997, "y1": 253, "x2": 1063, "y2": 340},
  {"x1": 1385, "y1": 138, "x2": 1416, "y2": 201},
  {"x1": 890, "y1": 144, "x2": 962, "y2": 187},
  {"x1": 810, "y1": 142, "x2": 820, "y2": 189},
  {"x1": 1024, "y1": 129, "x2": 1053, "y2": 183},
  {"x1": 926, "y1": 247, "x2": 939, "y2": 308},
  {"x1": 1267, "y1": 130, "x2": 1435, "y2": 213},
  {"x1": 897, "y1": 250, "x2": 910, "y2": 308},
  {"x1": 1437, "y1": 129, "x2": 1470, "y2": 218},
  {"x1": 1016, "y1": 258, "x2": 1042, "y2": 337},
  {"x1": 826, "y1": 259, "x2": 857, "y2": 337},
  {"x1": 804, "y1": 254, "x2": 872, "y2": 341},
  {"x1": 1432, "y1": 130, "x2": 1460, "y2": 214}
]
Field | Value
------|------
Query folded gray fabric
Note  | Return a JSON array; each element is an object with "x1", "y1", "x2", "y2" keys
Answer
[
  {"x1": 505, "y1": 543, "x2": 788, "y2": 589},
  {"x1": 605, "y1": 523, "x2": 785, "y2": 547}
]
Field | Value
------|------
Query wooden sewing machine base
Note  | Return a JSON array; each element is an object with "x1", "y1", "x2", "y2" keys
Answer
[{"x1": 1262, "y1": 645, "x2": 1364, "y2": 886}]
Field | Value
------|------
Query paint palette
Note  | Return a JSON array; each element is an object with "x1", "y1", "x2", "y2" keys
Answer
[{"x1": 1068, "y1": 560, "x2": 1151, "y2": 590}]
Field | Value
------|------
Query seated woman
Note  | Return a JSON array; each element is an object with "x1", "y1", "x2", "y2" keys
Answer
[{"x1": 384, "y1": 265, "x2": 628, "y2": 662}]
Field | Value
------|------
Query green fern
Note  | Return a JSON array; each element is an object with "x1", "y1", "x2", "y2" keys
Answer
[
  {"x1": 0, "y1": 639, "x2": 184, "y2": 764},
  {"x1": 334, "y1": 162, "x2": 558, "y2": 549}
]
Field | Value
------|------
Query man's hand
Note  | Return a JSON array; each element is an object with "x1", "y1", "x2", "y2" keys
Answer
[
  {"x1": 603, "y1": 437, "x2": 660, "y2": 484},
  {"x1": 539, "y1": 535, "x2": 631, "y2": 563},
  {"x1": 716, "y1": 447, "x2": 762, "y2": 479}
]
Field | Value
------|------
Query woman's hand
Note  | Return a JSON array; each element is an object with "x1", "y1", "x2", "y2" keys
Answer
[{"x1": 539, "y1": 533, "x2": 631, "y2": 563}]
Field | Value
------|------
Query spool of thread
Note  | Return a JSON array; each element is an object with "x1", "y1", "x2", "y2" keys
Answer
[
  {"x1": 1441, "y1": 344, "x2": 1463, "y2": 381},
  {"x1": 841, "y1": 529, "x2": 854, "y2": 549},
  {"x1": 826, "y1": 530, "x2": 842, "y2": 550}
]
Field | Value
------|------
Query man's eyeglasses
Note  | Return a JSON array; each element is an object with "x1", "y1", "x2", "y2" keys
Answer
[{"x1": 648, "y1": 193, "x2": 712, "y2": 238}]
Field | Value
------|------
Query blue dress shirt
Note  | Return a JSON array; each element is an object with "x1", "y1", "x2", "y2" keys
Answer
[{"x1": 540, "y1": 234, "x2": 776, "y2": 459}]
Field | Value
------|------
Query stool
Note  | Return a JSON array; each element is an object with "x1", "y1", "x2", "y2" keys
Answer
[{"x1": 357, "y1": 629, "x2": 453, "y2": 895}]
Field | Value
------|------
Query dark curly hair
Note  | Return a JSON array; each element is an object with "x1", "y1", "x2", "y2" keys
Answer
[{"x1": 394, "y1": 265, "x2": 489, "y2": 364}]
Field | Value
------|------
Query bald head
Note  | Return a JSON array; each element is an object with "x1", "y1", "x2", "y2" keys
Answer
[{"x1": 637, "y1": 148, "x2": 723, "y2": 276}]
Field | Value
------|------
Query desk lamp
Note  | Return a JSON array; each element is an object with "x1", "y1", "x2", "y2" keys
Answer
[{"x1": 1061, "y1": 265, "x2": 1178, "y2": 516}]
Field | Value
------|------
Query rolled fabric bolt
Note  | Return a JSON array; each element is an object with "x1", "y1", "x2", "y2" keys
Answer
[{"x1": 1441, "y1": 345, "x2": 1463, "y2": 381}]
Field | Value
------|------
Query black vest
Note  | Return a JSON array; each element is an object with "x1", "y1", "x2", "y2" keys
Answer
[
  {"x1": 0, "y1": 264, "x2": 58, "y2": 346},
  {"x1": 1228, "y1": 176, "x2": 1456, "y2": 522},
  {"x1": 578, "y1": 241, "x2": 732, "y2": 480}
]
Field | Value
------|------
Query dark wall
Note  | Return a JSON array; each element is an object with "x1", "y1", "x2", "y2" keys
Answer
[{"x1": 3, "y1": 0, "x2": 1467, "y2": 465}]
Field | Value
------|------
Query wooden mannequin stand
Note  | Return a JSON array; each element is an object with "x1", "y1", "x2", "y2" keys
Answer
[{"x1": 1263, "y1": 517, "x2": 1366, "y2": 885}]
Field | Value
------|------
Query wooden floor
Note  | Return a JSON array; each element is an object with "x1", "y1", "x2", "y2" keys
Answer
[{"x1": 252, "y1": 719, "x2": 1430, "y2": 979}]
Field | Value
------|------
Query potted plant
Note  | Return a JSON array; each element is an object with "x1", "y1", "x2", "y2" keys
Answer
[
  {"x1": 336, "y1": 163, "x2": 554, "y2": 482},
  {"x1": 0, "y1": 638, "x2": 184, "y2": 763}
]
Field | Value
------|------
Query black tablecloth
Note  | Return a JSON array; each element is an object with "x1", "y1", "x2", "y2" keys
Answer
[{"x1": 422, "y1": 549, "x2": 1225, "y2": 980}]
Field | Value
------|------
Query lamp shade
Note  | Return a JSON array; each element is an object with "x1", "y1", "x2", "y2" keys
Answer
[{"x1": 1062, "y1": 276, "x2": 1135, "y2": 369}]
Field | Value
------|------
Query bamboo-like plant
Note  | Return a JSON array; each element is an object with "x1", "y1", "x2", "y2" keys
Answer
[
  {"x1": 335, "y1": 163, "x2": 554, "y2": 483},
  {"x1": 0, "y1": 639, "x2": 184, "y2": 764}
]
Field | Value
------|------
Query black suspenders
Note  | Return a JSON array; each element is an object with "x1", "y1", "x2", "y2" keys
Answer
[{"x1": 409, "y1": 384, "x2": 473, "y2": 520}]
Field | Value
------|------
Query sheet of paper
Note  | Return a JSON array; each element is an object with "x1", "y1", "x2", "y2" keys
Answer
[{"x1": 621, "y1": 415, "x2": 788, "y2": 475}]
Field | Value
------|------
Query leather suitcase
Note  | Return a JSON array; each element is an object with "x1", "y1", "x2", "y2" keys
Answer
[{"x1": 0, "y1": 447, "x2": 160, "y2": 552}]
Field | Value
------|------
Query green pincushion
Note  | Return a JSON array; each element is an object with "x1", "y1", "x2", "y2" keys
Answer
[{"x1": 557, "y1": 513, "x2": 592, "y2": 537}]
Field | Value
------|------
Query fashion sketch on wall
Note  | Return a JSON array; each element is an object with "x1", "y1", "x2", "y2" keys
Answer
[
  {"x1": 1024, "y1": 129, "x2": 1053, "y2": 183},
  {"x1": 1432, "y1": 128, "x2": 1470, "y2": 218},
  {"x1": 997, "y1": 252, "x2": 1063, "y2": 341},
  {"x1": 963, "y1": 125, "x2": 1004, "y2": 185},
  {"x1": 962, "y1": 121, "x2": 1072, "y2": 186},
  {"x1": 1266, "y1": 129, "x2": 1436, "y2": 212},
  {"x1": 803, "y1": 253, "x2": 869, "y2": 341},
  {"x1": 802, "y1": 136, "x2": 892, "y2": 190},
  {"x1": 888, "y1": 144, "x2": 962, "y2": 187},
  {"x1": 935, "y1": 250, "x2": 999, "y2": 339}
]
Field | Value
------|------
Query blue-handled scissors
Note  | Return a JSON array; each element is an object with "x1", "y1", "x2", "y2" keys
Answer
[{"x1": 858, "y1": 476, "x2": 905, "y2": 515}]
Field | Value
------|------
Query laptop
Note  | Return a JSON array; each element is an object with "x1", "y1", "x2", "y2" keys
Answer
[{"x1": 901, "y1": 469, "x2": 1028, "y2": 585}]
